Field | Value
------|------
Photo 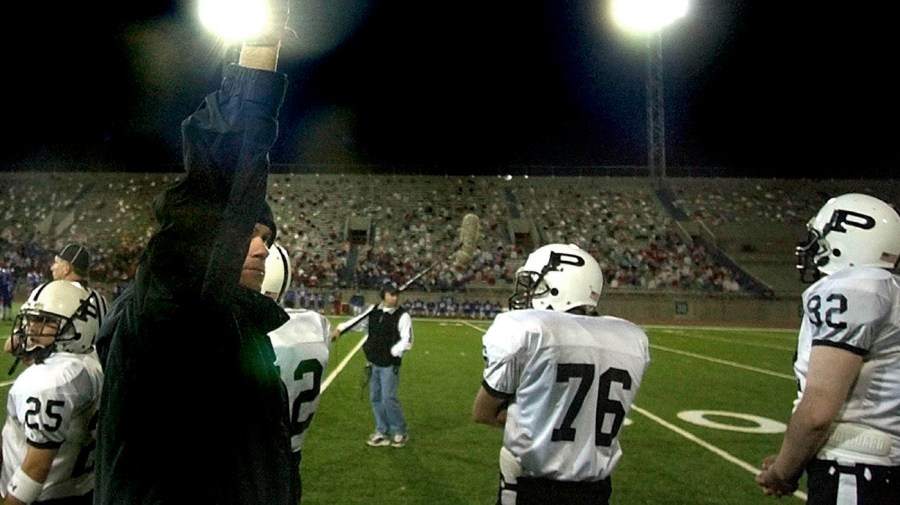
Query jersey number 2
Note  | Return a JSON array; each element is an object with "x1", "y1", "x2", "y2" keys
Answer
[
  {"x1": 551, "y1": 364, "x2": 631, "y2": 447},
  {"x1": 290, "y1": 359, "x2": 324, "y2": 437}
]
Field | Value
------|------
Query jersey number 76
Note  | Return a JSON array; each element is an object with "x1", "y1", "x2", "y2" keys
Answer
[{"x1": 551, "y1": 364, "x2": 632, "y2": 447}]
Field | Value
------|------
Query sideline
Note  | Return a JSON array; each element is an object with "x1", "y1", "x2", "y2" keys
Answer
[
  {"x1": 633, "y1": 405, "x2": 808, "y2": 501},
  {"x1": 651, "y1": 344, "x2": 795, "y2": 380}
]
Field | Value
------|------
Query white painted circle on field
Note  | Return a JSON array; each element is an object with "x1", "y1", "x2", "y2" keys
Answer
[{"x1": 677, "y1": 410, "x2": 785, "y2": 434}]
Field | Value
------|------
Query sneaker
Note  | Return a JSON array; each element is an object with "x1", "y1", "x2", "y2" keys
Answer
[
  {"x1": 366, "y1": 433, "x2": 390, "y2": 447},
  {"x1": 390, "y1": 434, "x2": 408, "y2": 448}
]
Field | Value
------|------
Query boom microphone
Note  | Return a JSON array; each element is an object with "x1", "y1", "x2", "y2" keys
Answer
[
  {"x1": 453, "y1": 213, "x2": 481, "y2": 269},
  {"x1": 398, "y1": 212, "x2": 481, "y2": 290},
  {"x1": 335, "y1": 213, "x2": 482, "y2": 338}
]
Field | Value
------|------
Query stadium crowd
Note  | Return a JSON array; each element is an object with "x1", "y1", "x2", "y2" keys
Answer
[
  {"x1": 4, "y1": 4, "x2": 898, "y2": 501},
  {"x1": 4, "y1": 172, "x2": 896, "y2": 312}
]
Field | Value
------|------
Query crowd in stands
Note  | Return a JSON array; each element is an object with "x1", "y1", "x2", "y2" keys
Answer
[
  {"x1": 5, "y1": 171, "x2": 880, "y2": 312},
  {"x1": 667, "y1": 177, "x2": 900, "y2": 228}
]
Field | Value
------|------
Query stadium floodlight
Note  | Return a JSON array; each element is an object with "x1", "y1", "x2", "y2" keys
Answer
[
  {"x1": 611, "y1": 0, "x2": 688, "y2": 34},
  {"x1": 198, "y1": 0, "x2": 273, "y2": 42},
  {"x1": 610, "y1": 0, "x2": 689, "y2": 181}
]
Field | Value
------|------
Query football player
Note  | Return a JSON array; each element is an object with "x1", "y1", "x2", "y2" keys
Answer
[
  {"x1": 1, "y1": 280, "x2": 103, "y2": 505},
  {"x1": 473, "y1": 243, "x2": 651, "y2": 505},
  {"x1": 756, "y1": 193, "x2": 900, "y2": 503},
  {"x1": 261, "y1": 243, "x2": 332, "y2": 502}
]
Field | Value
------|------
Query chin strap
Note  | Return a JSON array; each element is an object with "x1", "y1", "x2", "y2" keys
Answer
[
  {"x1": 11, "y1": 345, "x2": 55, "y2": 372},
  {"x1": 7, "y1": 357, "x2": 20, "y2": 376}
]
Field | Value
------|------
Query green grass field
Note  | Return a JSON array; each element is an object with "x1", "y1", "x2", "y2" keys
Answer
[
  {"x1": 0, "y1": 304, "x2": 23, "y2": 388},
  {"x1": 0, "y1": 308, "x2": 808, "y2": 504},
  {"x1": 304, "y1": 317, "x2": 806, "y2": 505}
]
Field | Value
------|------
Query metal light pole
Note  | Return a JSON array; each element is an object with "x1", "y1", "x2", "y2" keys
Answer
[
  {"x1": 611, "y1": 0, "x2": 687, "y2": 182},
  {"x1": 646, "y1": 29, "x2": 666, "y2": 181}
]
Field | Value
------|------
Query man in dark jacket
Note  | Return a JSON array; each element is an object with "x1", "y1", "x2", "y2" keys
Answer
[{"x1": 94, "y1": 10, "x2": 296, "y2": 504}]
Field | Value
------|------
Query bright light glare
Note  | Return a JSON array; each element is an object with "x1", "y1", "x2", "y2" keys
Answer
[
  {"x1": 612, "y1": 0, "x2": 689, "y2": 33},
  {"x1": 198, "y1": 0, "x2": 271, "y2": 42}
]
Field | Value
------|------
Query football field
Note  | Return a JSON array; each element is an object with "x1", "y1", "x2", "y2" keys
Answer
[
  {"x1": 303, "y1": 317, "x2": 805, "y2": 504},
  {"x1": 0, "y1": 312, "x2": 807, "y2": 504}
]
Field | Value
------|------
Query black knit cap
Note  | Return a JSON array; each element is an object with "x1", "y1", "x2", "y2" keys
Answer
[
  {"x1": 258, "y1": 202, "x2": 277, "y2": 247},
  {"x1": 58, "y1": 243, "x2": 91, "y2": 277}
]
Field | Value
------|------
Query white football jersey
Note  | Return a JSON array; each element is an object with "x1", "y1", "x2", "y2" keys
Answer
[
  {"x1": 1, "y1": 351, "x2": 103, "y2": 501},
  {"x1": 794, "y1": 267, "x2": 900, "y2": 464},
  {"x1": 269, "y1": 309, "x2": 332, "y2": 452},
  {"x1": 482, "y1": 309, "x2": 650, "y2": 481}
]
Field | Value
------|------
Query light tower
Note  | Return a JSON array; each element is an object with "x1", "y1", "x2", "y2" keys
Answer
[
  {"x1": 612, "y1": 0, "x2": 688, "y2": 181},
  {"x1": 198, "y1": 0, "x2": 275, "y2": 42},
  {"x1": 646, "y1": 30, "x2": 665, "y2": 179}
]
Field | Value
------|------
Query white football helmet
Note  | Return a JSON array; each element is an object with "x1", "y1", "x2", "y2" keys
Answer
[
  {"x1": 11, "y1": 280, "x2": 101, "y2": 363},
  {"x1": 261, "y1": 243, "x2": 292, "y2": 303},
  {"x1": 796, "y1": 193, "x2": 900, "y2": 282},
  {"x1": 509, "y1": 243, "x2": 603, "y2": 313}
]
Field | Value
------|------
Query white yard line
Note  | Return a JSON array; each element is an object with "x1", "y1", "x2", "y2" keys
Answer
[
  {"x1": 632, "y1": 404, "x2": 808, "y2": 502},
  {"x1": 321, "y1": 335, "x2": 366, "y2": 393},
  {"x1": 460, "y1": 320, "x2": 489, "y2": 333},
  {"x1": 651, "y1": 344, "x2": 795, "y2": 380},
  {"x1": 642, "y1": 324, "x2": 798, "y2": 334},
  {"x1": 651, "y1": 331, "x2": 796, "y2": 352}
]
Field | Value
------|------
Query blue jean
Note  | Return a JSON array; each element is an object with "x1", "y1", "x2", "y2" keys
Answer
[{"x1": 369, "y1": 364, "x2": 407, "y2": 436}]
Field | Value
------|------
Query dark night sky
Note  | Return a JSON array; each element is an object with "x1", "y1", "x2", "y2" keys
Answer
[{"x1": 3, "y1": 1, "x2": 897, "y2": 178}]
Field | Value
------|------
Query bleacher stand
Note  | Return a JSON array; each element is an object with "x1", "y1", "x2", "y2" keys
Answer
[{"x1": 6, "y1": 171, "x2": 889, "y2": 316}]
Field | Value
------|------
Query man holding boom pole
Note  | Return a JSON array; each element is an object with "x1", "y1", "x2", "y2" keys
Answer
[
  {"x1": 329, "y1": 212, "x2": 480, "y2": 448},
  {"x1": 332, "y1": 281, "x2": 414, "y2": 448}
]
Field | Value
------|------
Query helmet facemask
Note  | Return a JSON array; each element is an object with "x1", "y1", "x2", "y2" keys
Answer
[
  {"x1": 509, "y1": 268, "x2": 551, "y2": 311},
  {"x1": 795, "y1": 226, "x2": 827, "y2": 283},
  {"x1": 9, "y1": 311, "x2": 74, "y2": 365}
]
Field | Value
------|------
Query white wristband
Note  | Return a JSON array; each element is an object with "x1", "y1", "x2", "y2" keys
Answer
[{"x1": 8, "y1": 468, "x2": 43, "y2": 504}]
